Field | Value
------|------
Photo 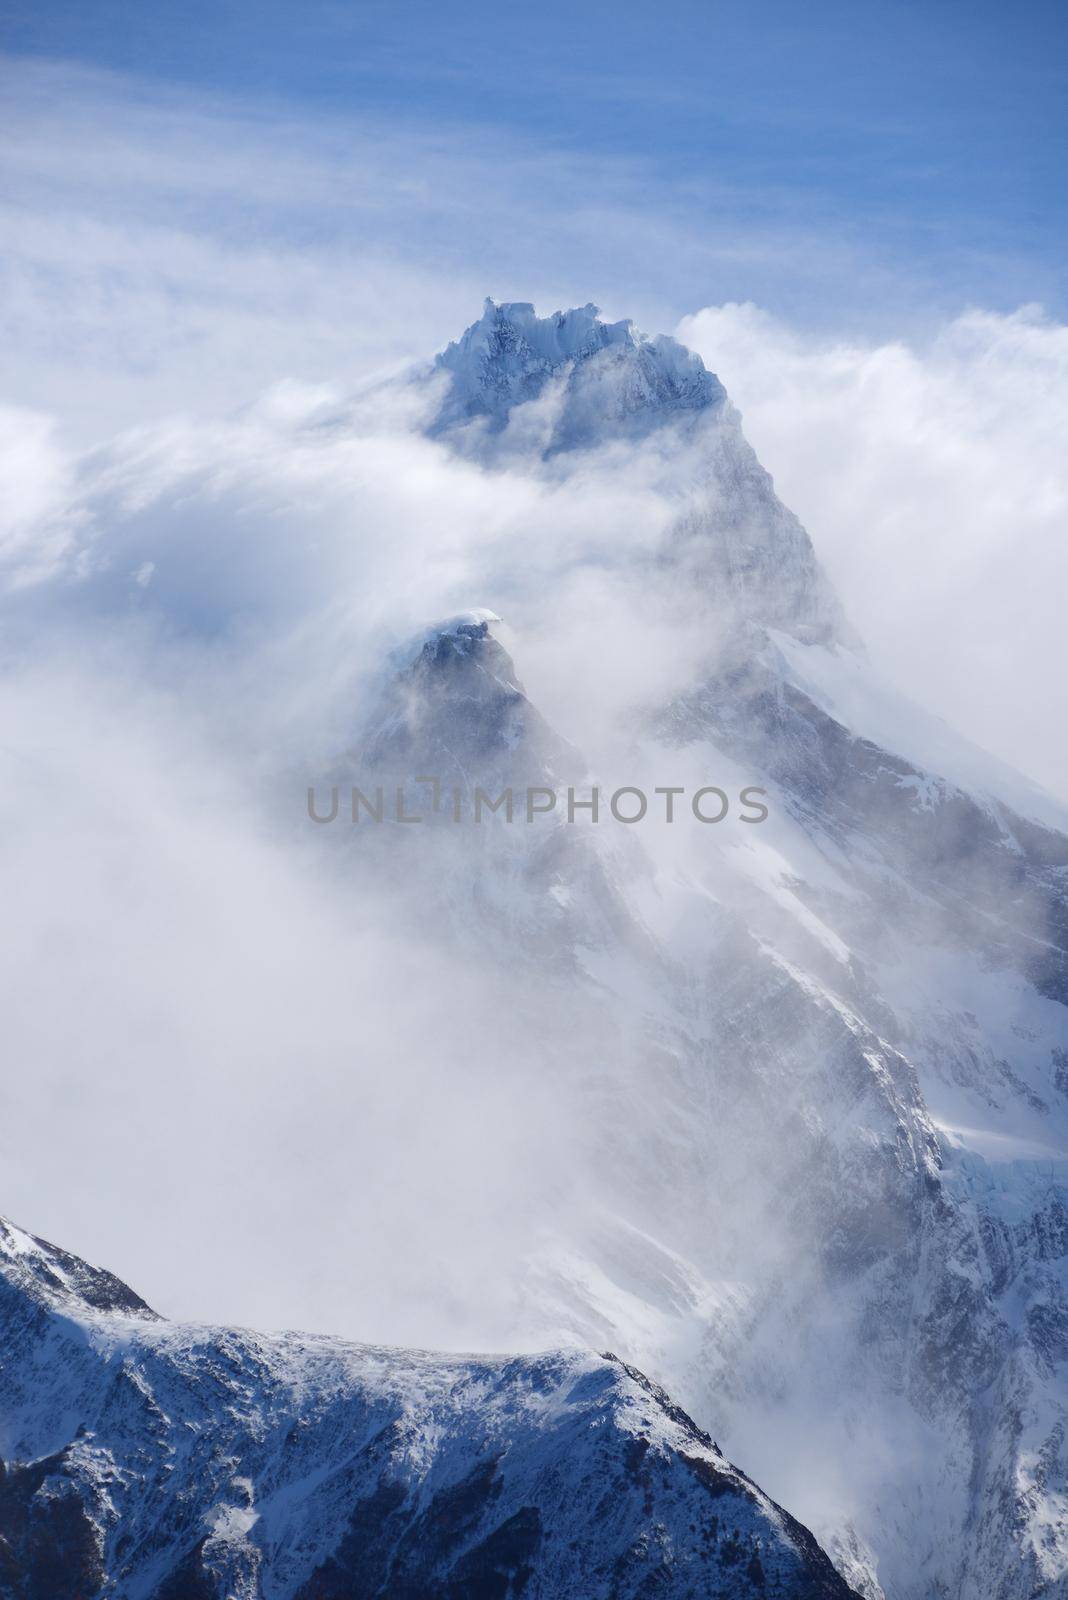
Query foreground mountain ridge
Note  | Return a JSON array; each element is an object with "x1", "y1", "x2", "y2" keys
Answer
[{"x1": 0, "y1": 1215, "x2": 857, "y2": 1600}]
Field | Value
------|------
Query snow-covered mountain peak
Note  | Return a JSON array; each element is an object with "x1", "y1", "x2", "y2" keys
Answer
[
  {"x1": 429, "y1": 298, "x2": 726, "y2": 448},
  {"x1": 389, "y1": 608, "x2": 504, "y2": 672},
  {"x1": 454, "y1": 299, "x2": 633, "y2": 368},
  {"x1": 421, "y1": 297, "x2": 846, "y2": 643},
  {"x1": 357, "y1": 609, "x2": 575, "y2": 791}
]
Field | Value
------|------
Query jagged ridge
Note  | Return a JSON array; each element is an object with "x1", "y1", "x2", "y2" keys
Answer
[{"x1": 430, "y1": 298, "x2": 726, "y2": 446}]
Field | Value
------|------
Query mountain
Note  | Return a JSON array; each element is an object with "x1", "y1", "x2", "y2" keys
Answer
[
  {"x1": 359, "y1": 610, "x2": 575, "y2": 792},
  {"x1": 318, "y1": 302, "x2": 1066, "y2": 1599},
  {"x1": 0, "y1": 1216, "x2": 857, "y2": 1600}
]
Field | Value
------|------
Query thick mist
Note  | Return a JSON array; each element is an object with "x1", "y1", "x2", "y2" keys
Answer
[{"x1": 0, "y1": 384, "x2": 746, "y2": 1346}]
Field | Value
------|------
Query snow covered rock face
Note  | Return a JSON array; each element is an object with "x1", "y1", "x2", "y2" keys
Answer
[
  {"x1": 643, "y1": 635, "x2": 1068, "y2": 1600},
  {"x1": 0, "y1": 1219, "x2": 857, "y2": 1600},
  {"x1": 656, "y1": 632, "x2": 1068, "y2": 1003},
  {"x1": 430, "y1": 300, "x2": 727, "y2": 448}
]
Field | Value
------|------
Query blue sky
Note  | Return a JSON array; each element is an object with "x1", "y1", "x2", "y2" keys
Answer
[{"x1": 5, "y1": 0, "x2": 1066, "y2": 331}]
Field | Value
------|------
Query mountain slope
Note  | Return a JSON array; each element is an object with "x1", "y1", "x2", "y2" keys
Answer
[{"x1": 0, "y1": 1217, "x2": 857, "y2": 1600}]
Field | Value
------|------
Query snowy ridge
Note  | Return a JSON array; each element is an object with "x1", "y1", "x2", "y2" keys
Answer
[{"x1": 0, "y1": 1216, "x2": 857, "y2": 1600}]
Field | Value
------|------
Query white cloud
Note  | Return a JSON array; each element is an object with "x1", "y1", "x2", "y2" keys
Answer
[{"x1": 0, "y1": 405, "x2": 91, "y2": 587}]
